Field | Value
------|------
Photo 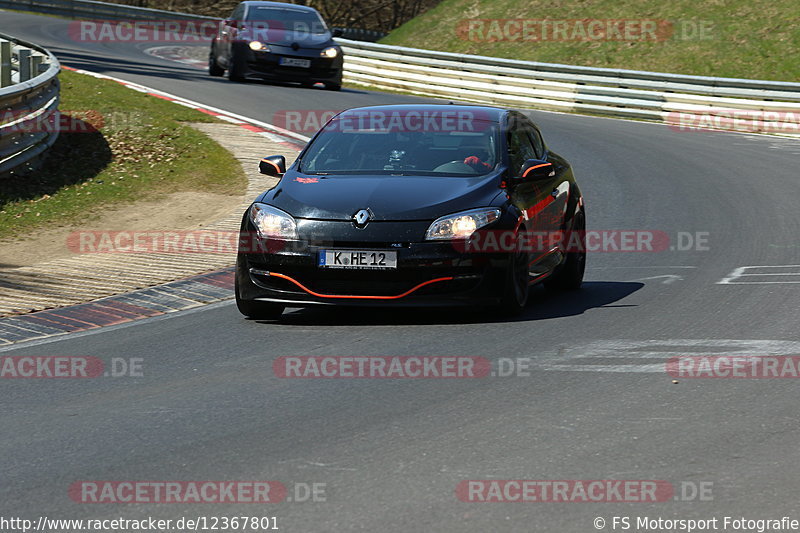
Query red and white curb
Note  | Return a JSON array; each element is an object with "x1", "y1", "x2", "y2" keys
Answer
[{"x1": 62, "y1": 65, "x2": 310, "y2": 150}]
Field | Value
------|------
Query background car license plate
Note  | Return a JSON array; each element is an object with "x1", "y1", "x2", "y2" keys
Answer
[
  {"x1": 319, "y1": 250, "x2": 397, "y2": 269},
  {"x1": 280, "y1": 57, "x2": 311, "y2": 68}
]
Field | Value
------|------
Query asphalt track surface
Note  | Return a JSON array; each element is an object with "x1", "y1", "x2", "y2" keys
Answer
[{"x1": 3, "y1": 11, "x2": 800, "y2": 532}]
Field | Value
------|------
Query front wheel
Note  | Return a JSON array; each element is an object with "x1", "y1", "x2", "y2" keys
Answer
[
  {"x1": 208, "y1": 47, "x2": 224, "y2": 77},
  {"x1": 497, "y1": 247, "x2": 530, "y2": 316},
  {"x1": 325, "y1": 82, "x2": 342, "y2": 91},
  {"x1": 227, "y1": 49, "x2": 246, "y2": 82},
  {"x1": 544, "y1": 210, "x2": 586, "y2": 291}
]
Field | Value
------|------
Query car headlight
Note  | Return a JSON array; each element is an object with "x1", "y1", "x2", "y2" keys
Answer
[
  {"x1": 425, "y1": 208, "x2": 501, "y2": 240},
  {"x1": 249, "y1": 41, "x2": 269, "y2": 51},
  {"x1": 249, "y1": 203, "x2": 297, "y2": 239},
  {"x1": 320, "y1": 46, "x2": 339, "y2": 58}
]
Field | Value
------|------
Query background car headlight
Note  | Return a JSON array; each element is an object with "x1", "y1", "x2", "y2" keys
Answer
[
  {"x1": 320, "y1": 46, "x2": 339, "y2": 58},
  {"x1": 249, "y1": 41, "x2": 269, "y2": 51},
  {"x1": 249, "y1": 203, "x2": 297, "y2": 239},
  {"x1": 425, "y1": 208, "x2": 501, "y2": 240}
]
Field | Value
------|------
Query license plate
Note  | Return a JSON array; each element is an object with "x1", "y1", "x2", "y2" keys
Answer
[
  {"x1": 319, "y1": 250, "x2": 397, "y2": 270},
  {"x1": 279, "y1": 57, "x2": 311, "y2": 68}
]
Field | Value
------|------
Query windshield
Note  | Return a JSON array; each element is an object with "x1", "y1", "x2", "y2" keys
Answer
[
  {"x1": 245, "y1": 7, "x2": 328, "y2": 34},
  {"x1": 299, "y1": 115, "x2": 500, "y2": 176}
]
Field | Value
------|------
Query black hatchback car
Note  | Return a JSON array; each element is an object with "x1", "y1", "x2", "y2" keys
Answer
[
  {"x1": 235, "y1": 104, "x2": 586, "y2": 319},
  {"x1": 209, "y1": 1, "x2": 343, "y2": 90}
]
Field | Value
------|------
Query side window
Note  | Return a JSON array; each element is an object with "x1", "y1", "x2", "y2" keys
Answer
[
  {"x1": 507, "y1": 120, "x2": 537, "y2": 174},
  {"x1": 527, "y1": 127, "x2": 545, "y2": 159},
  {"x1": 230, "y1": 4, "x2": 244, "y2": 22}
]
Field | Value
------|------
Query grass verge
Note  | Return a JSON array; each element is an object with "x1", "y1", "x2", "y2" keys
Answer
[
  {"x1": 0, "y1": 69, "x2": 245, "y2": 240},
  {"x1": 380, "y1": 0, "x2": 799, "y2": 81}
]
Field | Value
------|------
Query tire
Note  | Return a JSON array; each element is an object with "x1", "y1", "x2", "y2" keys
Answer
[
  {"x1": 544, "y1": 210, "x2": 586, "y2": 291},
  {"x1": 497, "y1": 245, "x2": 530, "y2": 316},
  {"x1": 325, "y1": 82, "x2": 342, "y2": 91},
  {"x1": 235, "y1": 279, "x2": 284, "y2": 320},
  {"x1": 208, "y1": 47, "x2": 224, "y2": 77},
  {"x1": 227, "y1": 49, "x2": 246, "y2": 82}
]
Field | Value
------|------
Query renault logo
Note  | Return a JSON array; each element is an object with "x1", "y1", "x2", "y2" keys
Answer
[{"x1": 352, "y1": 209, "x2": 371, "y2": 228}]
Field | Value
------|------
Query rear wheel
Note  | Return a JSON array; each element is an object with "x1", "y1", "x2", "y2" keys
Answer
[
  {"x1": 235, "y1": 278, "x2": 284, "y2": 320},
  {"x1": 544, "y1": 210, "x2": 586, "y2": 291},
  {"x1": 325, "y1": 82, "x2": 342, "y2": 91},
  {"x1": 208, "y1": 46, "x2": 224, "y2": 77}
]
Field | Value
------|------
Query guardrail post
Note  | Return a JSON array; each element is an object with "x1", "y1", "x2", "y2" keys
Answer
[
  {"x1": 31, "y1": 54, "x2": 43, "y2": 76},
  {"x1": 18, "y1": 48, "x2": 31, "y2": 81},
  {"x1": 0, "y1": 41, "x2": 12, "y2": 87}
]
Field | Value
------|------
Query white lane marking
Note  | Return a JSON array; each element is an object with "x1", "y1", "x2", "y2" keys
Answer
[
  {"x1": 174, "y1": 101, "x2": 200, "y2": 109},
  {"x1": 541, "y1": 363, "x2": 666, "y2": 373},
  {"x1": 718, "y1": 265, "x2": 800, "y2": 284},
  {"x1": 533, "y1": 339, "x2": 800, "y2": 374},
  {"x1": 591, "y1": 266, "x2": 697, "y2": 269},
  {"x1": 258, "y1": 131, "x2": 289, "y2": 143},
  {"x1": 633, "y1": 274, "x2": 683, "y2": 284},
  {"x1": 216, "y1": 115, "x2": 246, "y2": 124}
]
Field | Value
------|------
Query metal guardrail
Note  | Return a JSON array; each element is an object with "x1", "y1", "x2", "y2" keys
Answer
[
  {"x1": 338, "y1": 40, "x2": 800, "y2": 133},
  {"x1": 0, "y1": 31, "x2": 60, "y2": 177},
  {"x1": 331, "y1": 28, "x2": 386, "y2": 43}
]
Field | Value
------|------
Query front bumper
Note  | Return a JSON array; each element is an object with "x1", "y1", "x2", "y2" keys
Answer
[
  {"x1": 242, "y1": 45, "x2": 342, "y2": 84},
  {"x1": 236, "y1": 239, "x2": 510, "y2": 307}
]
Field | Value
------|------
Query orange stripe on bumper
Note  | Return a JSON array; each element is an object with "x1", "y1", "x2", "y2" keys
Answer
[{"x1": 267, "y1": 272, "x2": 454, "y2": 300}]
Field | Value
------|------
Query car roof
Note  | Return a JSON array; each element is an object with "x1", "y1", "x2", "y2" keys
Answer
[
  {"x1": 240, "y1": 1, "x2": 320, "y2": 13},
  {"x1": 336, "y1": 104, "x2": 507, "y2": 123}
]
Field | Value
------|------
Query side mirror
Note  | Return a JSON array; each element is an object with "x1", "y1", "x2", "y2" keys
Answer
[
  {"x1": 259, "y1": 155, "x2": 286, "y2": 176},
  {"x1": 332, "y1": 28, "x2": 344, "y2": 38},
  {"x1": 225, "y1": 19, "x2": 238, "y2": 29},
  {"x1": 517, "y1": 159, "x2": 554, "y2": 181}
]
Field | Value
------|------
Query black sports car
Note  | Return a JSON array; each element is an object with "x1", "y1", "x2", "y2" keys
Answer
[
  {"x1": 209, "y1": 1, "x2": 343, "y2": 90},
  {"x1": 235, "y1": 104, "x2": 586, "y2": 319}
]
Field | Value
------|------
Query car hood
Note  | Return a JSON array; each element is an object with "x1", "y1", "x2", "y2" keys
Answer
[
  {"x1": 262, "y1": 171, "x2": 505, "y2": 221},
  {"x1": 242, "y1": 28, "x2": 333, "y2": 48}
]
